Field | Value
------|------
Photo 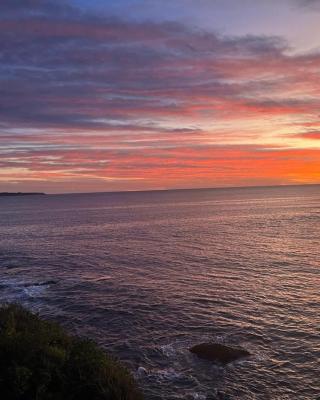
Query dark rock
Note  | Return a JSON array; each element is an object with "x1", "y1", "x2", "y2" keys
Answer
[
  {"x1": 189, "y1": 342, "x2": 250, "y2": 364},
  {"x1": 0, "y1": 192, "x2": 45, "y2": 196}
]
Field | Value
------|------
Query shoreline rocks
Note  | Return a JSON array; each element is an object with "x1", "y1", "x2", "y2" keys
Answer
[{"x1": 189, "y1": 342, "x2": 250, "y2": 364}]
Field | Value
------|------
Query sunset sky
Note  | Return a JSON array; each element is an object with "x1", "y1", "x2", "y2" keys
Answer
[{"x1": 1, "y1": 0, "x2": 320, "y2": 193}]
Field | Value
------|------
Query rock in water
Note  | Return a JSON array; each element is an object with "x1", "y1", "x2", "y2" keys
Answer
[
  {"x1": 137, "y1": 367, "x2": 148, "y2": 377},
  {"x1": 189, "y1": 342, "x2": 250, "y2": 364}
]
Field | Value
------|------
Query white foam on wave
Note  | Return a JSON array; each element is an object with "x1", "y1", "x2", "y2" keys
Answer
[
  {"x1": 0, "y1": 277, "x2": 57, "y2": 302},
  {"x1": 191, "y1": 393, "x2": 206, "y2": 400},
  {"x1": 136, "y1": 364, "x2": 189, "y2": 384},
  {"x1": 23, "y1": 284, "x2": 49, "y2": 298},
  {"x1": 136, "y1": 366, "x2": 148, "y2": 378},
  {"x1": 153, "y1": 367, "x2": 183, "y2": 382},
  {"x1": 135, "y1": 366, "x2": 184, "y2": 383},
  {"x1": 160, "y1": 343, "x2": 177, "y2": 357}
]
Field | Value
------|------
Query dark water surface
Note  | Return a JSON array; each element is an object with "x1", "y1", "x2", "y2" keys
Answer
[{"x1": 0, "y1": 185, "x2": 319, "y2": 399}]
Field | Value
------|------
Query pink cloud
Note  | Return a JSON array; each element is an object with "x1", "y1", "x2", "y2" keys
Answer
[{"x1": 1, "y1": 1, "x2": 320, "y2": 191}]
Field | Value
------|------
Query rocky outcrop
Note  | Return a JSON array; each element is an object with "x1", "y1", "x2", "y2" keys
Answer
[{"x1": 189, "y1": 342, "x2": 250, "y2": 364}]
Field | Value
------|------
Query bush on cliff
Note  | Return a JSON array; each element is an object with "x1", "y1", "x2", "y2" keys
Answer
[{"x1": 0, "y1": 304, "x2": 142, "y2": 400}]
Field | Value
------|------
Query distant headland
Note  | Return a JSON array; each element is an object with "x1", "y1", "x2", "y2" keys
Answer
[{"x1": 0, "y1": 192, "x2": 46, "y2": 197}]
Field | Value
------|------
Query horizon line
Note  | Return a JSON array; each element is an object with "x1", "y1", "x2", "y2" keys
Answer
[{"x1": 45, "y1": 182, "x2": 320, "y2": 196}]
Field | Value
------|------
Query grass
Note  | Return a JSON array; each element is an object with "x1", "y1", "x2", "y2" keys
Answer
[{"x1": 0, "y1": 304, "x2": 143, "y2": 400}]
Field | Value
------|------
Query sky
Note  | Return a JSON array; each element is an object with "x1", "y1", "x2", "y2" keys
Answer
[{"x1": 1, "y1": 0, "x2": 320, "y2": 193}]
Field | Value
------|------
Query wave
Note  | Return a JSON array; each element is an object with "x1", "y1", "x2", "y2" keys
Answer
[{"x1": 0, "y1": 278, "x2": 58, "y2": 302}]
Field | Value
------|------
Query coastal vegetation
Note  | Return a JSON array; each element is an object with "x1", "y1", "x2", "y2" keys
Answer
[{"x1": 0, "y1": 304, "x2": 142, "y2": 400}]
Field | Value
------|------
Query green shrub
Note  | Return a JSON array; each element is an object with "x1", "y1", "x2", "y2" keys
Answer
[{"x1": 0, "y1": 304, "x2": 143, "y2": 400}]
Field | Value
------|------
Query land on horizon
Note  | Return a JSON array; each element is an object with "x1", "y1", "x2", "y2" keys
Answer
[
  {"x1": 0, "y1": 192, "x2": 46, "y2": 197},
  {"x1": 15, "y1": 182, "x2": 319, "y2": 196}
]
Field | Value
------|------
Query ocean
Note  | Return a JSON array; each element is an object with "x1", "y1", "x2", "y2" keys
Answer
[{"x1": 0, "y1": 185, "x2": 319, "y2": 399}]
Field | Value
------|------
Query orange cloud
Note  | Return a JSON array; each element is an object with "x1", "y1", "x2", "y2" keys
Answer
[{"x1": 1, "y1": 1, "x2": 320, "y2": 192}]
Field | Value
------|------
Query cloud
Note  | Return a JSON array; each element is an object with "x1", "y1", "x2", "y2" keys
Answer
[
  {"x1": 294, "y1": 0, "x2": 320, "y2": 9},
  {"x1": 294, "y1": 130, "x2": 320, "y2": 139},
  {"x1": 1, "y1": 144, "x2": 320, "y2": 192},
  {"x1": 1, "y1": 0, "x2": 320, "y2": 191},
  {"x1": 0, "y1": 0, "x2": 293, "y2": 128}
]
